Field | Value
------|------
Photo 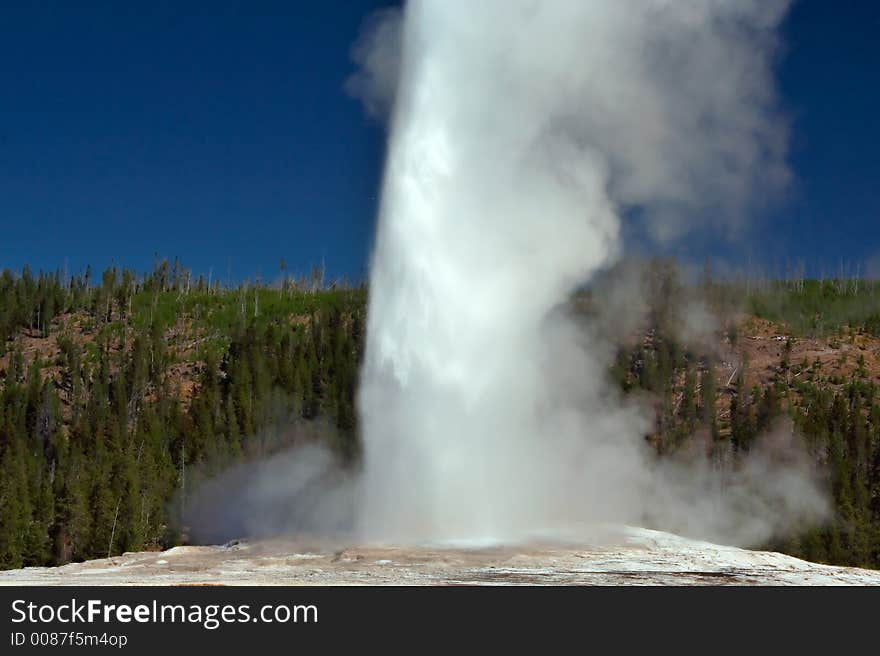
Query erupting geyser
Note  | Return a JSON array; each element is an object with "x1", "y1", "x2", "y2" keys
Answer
[{"x1": 354, "y1": 0, "x2": 824, "y2": 545}]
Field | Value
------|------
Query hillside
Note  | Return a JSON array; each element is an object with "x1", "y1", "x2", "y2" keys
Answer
[
  {"x1": 0, "y1": 262, "x2": 365, "y2": 570},
  {"x1": 1, "y1": 260, "x2": 880, "y2": 572}
]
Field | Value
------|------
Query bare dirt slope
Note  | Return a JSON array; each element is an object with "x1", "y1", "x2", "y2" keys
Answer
[
  {"x1": 2, "y1": 527, "x2": 878, "y2": 586},
  {"x1": 730, "y1": 316, "x2": 880, "y2": 390}
]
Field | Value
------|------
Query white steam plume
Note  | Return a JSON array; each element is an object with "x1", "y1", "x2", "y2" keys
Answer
[{"x1": 353, "y1": 0, "x2": 823, "y2": 546}]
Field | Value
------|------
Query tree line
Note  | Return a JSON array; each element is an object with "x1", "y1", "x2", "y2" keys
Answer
[
  {"x1": 1, "y1": 258, "x2": 879, "y2": 569},
  {"x1": 0, "y1": 260, "x2": 364, "y2": 569},
  {"x1": 603, "y1": 260, "x2": 880, "y2": 567}
]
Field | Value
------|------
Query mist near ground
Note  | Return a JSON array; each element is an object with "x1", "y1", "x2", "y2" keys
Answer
[{"x1": 183, "y1": 442, "x2": 358, "y2": 545}]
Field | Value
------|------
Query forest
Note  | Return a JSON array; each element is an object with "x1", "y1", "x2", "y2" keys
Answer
[
  {"x1": 0, "y1": 260, "x2": 364, "y2": 568},
  {"x1": 0, "y1": 258, "x2": 878, "y2": 569}
]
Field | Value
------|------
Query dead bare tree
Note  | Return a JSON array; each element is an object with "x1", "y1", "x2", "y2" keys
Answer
[{"x1": 107, "y1": 498, "x2": 122, "y2": 558}]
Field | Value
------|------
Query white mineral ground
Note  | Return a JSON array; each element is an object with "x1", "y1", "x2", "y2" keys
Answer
[{"x1": 2, "y1": 527, "x2": 878, "y2": 586}]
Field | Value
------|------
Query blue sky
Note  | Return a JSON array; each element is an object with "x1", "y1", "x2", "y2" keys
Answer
[
  {"x1": 738, "y1": 0, "x2": 880, "y2": 278},
  {"x1": 0, "y1": 1, "x2": 878, "y2": 282}
]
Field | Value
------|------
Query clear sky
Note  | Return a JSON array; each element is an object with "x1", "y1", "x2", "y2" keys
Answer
[
  {"x1": 0, "y1": 1, "x2": 878, "y2": 282},
  {"x1": 769, "y1": 0, "x2": 880, "y2": 278}
]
